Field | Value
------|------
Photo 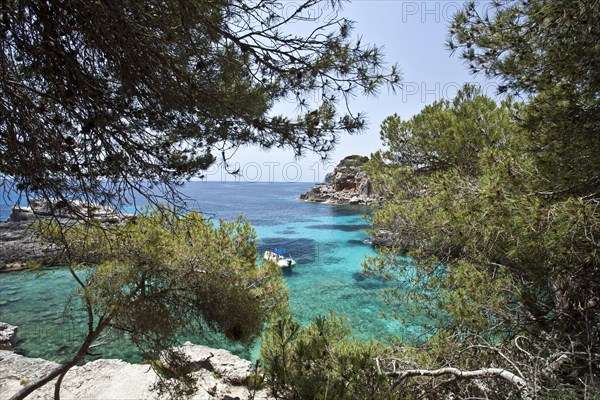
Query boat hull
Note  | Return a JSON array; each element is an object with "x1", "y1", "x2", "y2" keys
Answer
[
  {"x1": 264, "y1": 250, "x2": 296, "y2": 268},
  {"x1": 276, "y1": 259, "x2": 296, "y2": 268}
]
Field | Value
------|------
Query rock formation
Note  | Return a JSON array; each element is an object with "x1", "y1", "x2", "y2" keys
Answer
[
  {"x1": 369, "y1": 229, "x2": 396, "y2": 248},
  {"x1": 0, "y1": 343, "x2": 272, "y2": 400},
  {"x1": 0, "y1": 323, "x2": 18, "y2": 350},
  {"x1": 0, "y1": 220, "x2": 62, "y2": 271},
  {"x1": 300, "y1": 155, "x2": 378, "y2": 205},
  {"x1": 0, "y1": 200, "x2": 129, "y2": 272},
  {"x1": 9, "y1": 199, "x2": 123, "y2": 223},
  {"x1": 163, "y1": 343, "x2": 255, "y2": 386}
]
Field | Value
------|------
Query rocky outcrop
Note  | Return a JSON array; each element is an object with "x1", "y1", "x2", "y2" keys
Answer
[
  {"x1": 0, "y1": 323, "x2": 18, "y2": 350},
  {"x1": 165, "y1": 343, "x2": 254, "y2": 385},
  {"x1": 9, "y1": 199, "x2": 124, "y2": 224},
  {"x1": 0, "y1": 344, "x2": 272, "y2": 400},
  {"x1": 0, "y1": 221, "x2": 62, "y2": 271},
  {"x1": 300, "y1": 155, "x2": 378, "y2": 205},
  {"x1": 0, "y1": 200, "x2": 129, "y2": 272}
]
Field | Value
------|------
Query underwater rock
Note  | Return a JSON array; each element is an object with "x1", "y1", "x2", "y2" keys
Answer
[
  {"x1": 0, "y1": 322, "x2": 18, "y2": 350},
  {"x1": 369, "y1": 229, "x2": 416, "y2": 250},
  {"x1": 370, "y1": 229, "x2": 395, "y2": 247},
  {"x1": 300, "y1": 155, "x2": 378, "y2": 206}
]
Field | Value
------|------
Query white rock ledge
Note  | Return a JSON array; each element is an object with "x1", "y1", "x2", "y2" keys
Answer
[
  {"x1": 0, "y1": 344, "x2": 272, "y2": 400},
  {"x1": 0, "y1": 323, "x2": 18, "y2": 350}
]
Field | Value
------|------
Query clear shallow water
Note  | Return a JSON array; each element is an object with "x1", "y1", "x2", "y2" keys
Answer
[{"x1": 0, "y1": 182, "x2": 419, "y2": 362}]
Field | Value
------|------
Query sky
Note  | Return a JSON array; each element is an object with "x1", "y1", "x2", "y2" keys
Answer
[{"x1": 204, "y1": 0, "x2": 497, "y2": 182}]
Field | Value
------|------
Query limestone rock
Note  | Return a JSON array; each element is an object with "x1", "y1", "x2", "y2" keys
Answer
[
  {"x1": 1, "y1": 200, "x2": 130, "y2": 271},
  {"x1": 0, "y1": 323, "x2": 18, "y2": 350},
  {"x1": 300, "y1": 155, "x2": 378, "y2": 205},
  {"x1": 348, "y1": 196, "x2": 360, "y2": 205},
  {"x1": 165, "y1": 342, "x2": 254, "y2": 385},
  {"x1": 9, "y1": 199, "x2": 124, "y2": 224},
  {"x1": 356, "y1": 172, "x2": 372, "y2": 197},
  {"x1": 0, "y1": 344, "x2": 273, "y2": 400},
  {"x1": 0, "y1": 221, "x2": 62, "y2": 271}
]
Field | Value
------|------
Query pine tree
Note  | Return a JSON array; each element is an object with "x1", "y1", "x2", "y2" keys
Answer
[
  {"x1": 10, "y1": 210, "x2": 287, "y2": 400},
  {"x1": 0, "y1": 0, "x2": 400, "y2": 212}
]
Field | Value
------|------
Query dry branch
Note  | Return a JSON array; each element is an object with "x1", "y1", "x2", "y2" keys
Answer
[{"x1": 388, "y1": 366, "x2": 532, "y2": 400}]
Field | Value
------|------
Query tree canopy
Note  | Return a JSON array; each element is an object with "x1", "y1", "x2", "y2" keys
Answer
[
  {"x1": 360, "y1": 0, "x2": 600, "y2": 396},
  {"x1": 11, "y1": 210, "x2": 286, "y2": 400},
  {"x1": 0, "y1": 0, "x2": 399, "y2": 211},
  {"x1": 448, "y1": 0, "x2": 600, "y2": 198},
  {"x1": 365, "y1": 84, "x2": 599, "y2": 398}
]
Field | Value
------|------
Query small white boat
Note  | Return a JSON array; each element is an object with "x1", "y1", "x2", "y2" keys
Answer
[{"x1": 264, "y1": 249, "x2": 296, "y2": 268}]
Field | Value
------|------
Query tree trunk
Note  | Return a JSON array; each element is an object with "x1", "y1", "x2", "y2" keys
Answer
[
  {"x1": 7, "y1": 363, "x2": 75, "y2": 400},
  {"x1": 54, "y1": 368, "x2": 70, "y2": 400},
  {"x1": 8, "y1": 317, "x2": 111, "y2": 400}
]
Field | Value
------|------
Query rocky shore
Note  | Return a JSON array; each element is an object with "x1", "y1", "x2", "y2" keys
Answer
[
  {"x1": 0, "y1": 323, "x2": 18, "y2": 350},
  {"x1": 0, "y1": 342, "x2": 272, "y2": 400},
  {"x1": 0, "y1": 221, "x2": 59, "y2": 271},
  {"x1": 300, "y1": 155, "x2": 397, "y2": 247},
  {"x1": 0, "y1": 201, "x2": 270, "y2": 399},
  {"x1": 300, "y1": 155, "x2": 378, "y2": 205},
  {"x1": 0, "y1": 200, "x2": 128, "y2": 272}
]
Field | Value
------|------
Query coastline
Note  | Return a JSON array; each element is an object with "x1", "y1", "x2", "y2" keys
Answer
[
  {"x1": 0, "y1": 184, "x2": 394, "y2": 399},
  {"x1": 0, "y1": 200, "x2": 130, "y2": 272}
]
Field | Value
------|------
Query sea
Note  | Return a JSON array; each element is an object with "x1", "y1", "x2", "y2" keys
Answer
[{"x1": 0, "y1": 182, "x2": 422, "y2": 362}]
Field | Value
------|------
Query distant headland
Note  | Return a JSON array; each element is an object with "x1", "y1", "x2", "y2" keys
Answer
[{"x1": 300, "y1": 155, "x2": 378, "y2": 206}]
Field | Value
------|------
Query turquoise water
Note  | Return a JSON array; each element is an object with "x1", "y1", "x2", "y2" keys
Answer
[{"x1": 0, "y1": 182, "x2": 417, "y2": 362}]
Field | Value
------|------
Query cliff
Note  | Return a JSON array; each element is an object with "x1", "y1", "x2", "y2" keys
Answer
[{"x1": 300, "y1": 155, "x2": 377, "y2": 205}]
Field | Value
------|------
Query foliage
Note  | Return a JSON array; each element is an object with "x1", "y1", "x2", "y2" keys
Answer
[
  {"x1": 365, "y1": 86, "x2": 526, "y2": 332},
  {"x1": 448, "y1": 0, "x2": 600, "y2": 198},
  {"x1": 58, "y1": 210, "x2": 286, "y2": 343},
  {"x1": 12, "y1": 210, "x2": 286, "y2": 400},
  {"x1": 364, "y1": 80, "x2": 600, "y2": 395},
  {"x1": 259, "y1": 311, "x2": 543, "y2": 399},
  {"x1": 259, "y1": 1, "x2": 600, "y2": 398},
  {"x1": 361, "y1": 3, "x2": 600, "y2": 397},
  {"x1": 0, "y1": 0, "x2": 400, "y2": 212},
  {"x1": 337, "y1": 154, "x2": 370, "y2": 168},
  {"x1": 259, "y1": 312, "x2": 392, "y2": 400}
]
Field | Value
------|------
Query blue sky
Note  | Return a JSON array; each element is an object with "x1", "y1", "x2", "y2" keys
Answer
[{"x1": 204, "y1": 0, "x2": 496, "y2": 182}]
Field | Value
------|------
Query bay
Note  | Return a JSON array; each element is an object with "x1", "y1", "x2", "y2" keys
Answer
[{"x1": 0, "y1": 182, "x2": 419, "y2": 362}]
